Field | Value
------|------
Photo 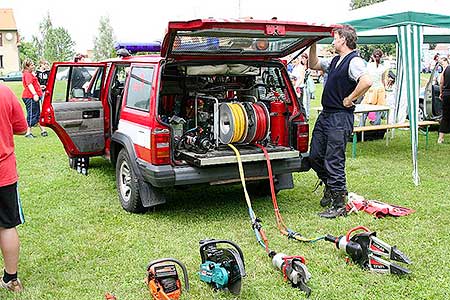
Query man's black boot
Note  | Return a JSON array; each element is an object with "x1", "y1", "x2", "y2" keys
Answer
[
  {"x1": 318, "y1": 190, "x2": 347, "y2": 218},
  {"x1": 320, "y1": 185, "x2": 332, "y2": 207}
]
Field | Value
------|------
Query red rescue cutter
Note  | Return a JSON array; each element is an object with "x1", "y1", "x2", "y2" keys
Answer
[{"x1": 325, "y1": 226, "x2": 412, "y2": 275}]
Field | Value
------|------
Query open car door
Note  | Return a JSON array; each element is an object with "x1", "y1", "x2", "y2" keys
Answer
[
  {"x1": 161, "y1": 18, "x2": 338, "y2": 59},
  {"x1": 40, "y1": 62, "x2": 107, "y2": 157}
]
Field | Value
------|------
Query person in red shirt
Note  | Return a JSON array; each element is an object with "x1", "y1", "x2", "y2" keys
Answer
[
  {"x1": 0, "y1": 84, "x2": 28, "y2": 292},
  {"x1": 21, "y1": 58, "x2": 47, "y2": 138}
]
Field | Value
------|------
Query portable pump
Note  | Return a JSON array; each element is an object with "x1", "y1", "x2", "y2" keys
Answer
[
  {"x1": 146, "y1": 258, "x2": 189, "y2": 300},
  {"x1": 198, "y1": 239, "x2": 246, "y2": 295}
]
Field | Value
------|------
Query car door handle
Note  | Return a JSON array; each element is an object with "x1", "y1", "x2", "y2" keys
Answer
[
  {"x1": 60, "y1": 120, "x2": 83, "y2": 128},
  {"x1": 82, "y1": 110, "x2": 100, "y2": 119}
]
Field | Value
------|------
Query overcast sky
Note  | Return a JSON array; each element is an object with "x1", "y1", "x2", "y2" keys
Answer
[{"x1": 3, "y1": 0, "x2": 351, "y2": 52}]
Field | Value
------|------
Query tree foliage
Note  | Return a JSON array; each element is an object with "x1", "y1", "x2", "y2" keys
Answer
[
  {"x1": 350, "y1": 0, "x2": 385, "y2": 9},
  {"x1": 18, "y1": 12, "x2": 75, "y2": 64},
  {"x1": 43, "y1": 27, "x2": 76, "y2": 62},
  {"x1": 17, "y1": 39, "x2": 39, "y2": 65},
  {"x1": 93, "y1": 16, "x2": 116, "y2": 61},
  {"x1": 349, "y1": 0, "x2": 395, "y2": 60},
  {"x1": 358, "y1": 44, "x2": 396, "y2": 61}
]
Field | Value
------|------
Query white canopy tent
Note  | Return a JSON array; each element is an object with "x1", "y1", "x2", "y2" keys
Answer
[{"x1": 319, "y1": 0, "x2": 450, "y2": 185}]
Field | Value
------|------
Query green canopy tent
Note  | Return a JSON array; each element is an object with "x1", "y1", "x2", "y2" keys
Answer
[{"x1": 321, "y1": 0, "x2": 450, "y2": 185}]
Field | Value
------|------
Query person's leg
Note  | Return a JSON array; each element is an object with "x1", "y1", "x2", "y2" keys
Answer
[
  {"x1": 374, "y1": 88, "x2": 386, "y2": 125},
  {"x1": 359, "y1": 113, "x2": 368, "y2": 126},
  {"x1": 438, "y1": 96, "x2": 450, "y2": 143},
  {"x1": 22, "y1": 98, "x2": 34, "y2": 137},
  {"x1": 374, "y1": 112, "x2": 382, "y2": 125},
  {"x1": 438, "y1": 132, "x2": 444, "y2": 143},
  {"x1": 319, "y1": 112, "x2": 353, "y2": 218},
  {"x1": 0, "y1": 182, "x2": 23, "y2": 292},
  {"x1": 305, "y1": 91, "x2": 311, "y2": 121},
  {"x1": 35, "y1": 97, "x2": 48, "y2": 136},
  {"x1": 309, "y1": 113, "x2": 328, "y2": 182},
  {"x1": 0, "y1": 227, "x2": 19, "y2": 275},
  {"x1": 309, "y1": 113, "x2": 332, "y2": 205}
]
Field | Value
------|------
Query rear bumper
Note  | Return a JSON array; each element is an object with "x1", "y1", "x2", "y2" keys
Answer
[{"x1": 137, "y1": 153, "x2": 310, "y2": 188}]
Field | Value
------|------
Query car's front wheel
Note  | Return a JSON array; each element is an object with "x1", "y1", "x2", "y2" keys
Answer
[{"x1": 116, "y1": 149, "x2": 144, "y2": 213}]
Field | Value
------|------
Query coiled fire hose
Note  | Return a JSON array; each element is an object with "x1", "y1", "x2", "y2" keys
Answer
[{"x1": 228, "y1": 103, "x2": 247, "y2": 143}]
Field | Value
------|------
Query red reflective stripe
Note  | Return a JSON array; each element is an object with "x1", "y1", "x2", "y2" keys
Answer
[{"x1": 134, "y1": 144, "x2": 151, "y2": 162}]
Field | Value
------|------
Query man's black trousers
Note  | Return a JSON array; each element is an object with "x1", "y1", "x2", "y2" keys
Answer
[{"x1": 309, "y1": 111, "x2": 354, "y2": 192}]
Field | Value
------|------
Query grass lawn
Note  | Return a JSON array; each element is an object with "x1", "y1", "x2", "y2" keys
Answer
[{"x1": 1, "y1": 81, "x2": 449, "y2": 300}]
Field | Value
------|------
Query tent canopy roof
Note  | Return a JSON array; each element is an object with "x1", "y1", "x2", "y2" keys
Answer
[
  {"x1": 347, "y1": 11, "x2": 450, "y2": 32},
  {"x1": 318, "y1": 0, "x2": 450, "y2": 44}
]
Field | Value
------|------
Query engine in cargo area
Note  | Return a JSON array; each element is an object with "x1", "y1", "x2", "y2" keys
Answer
[{"x1": 158, "y1": 63, "x2": 303, "y2": 162}]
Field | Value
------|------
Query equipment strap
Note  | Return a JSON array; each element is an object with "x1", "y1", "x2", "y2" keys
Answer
[
  {"x1": 228, "y1": 144, "x2": 271, "y2": 253},
  {"x1": 254, "y1": 143, "x2": 326, "y2": 243}
]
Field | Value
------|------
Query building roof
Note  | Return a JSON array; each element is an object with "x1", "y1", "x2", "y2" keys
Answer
[{"x1": 0, "y1": 8, "x2": 17, "y2": 30}]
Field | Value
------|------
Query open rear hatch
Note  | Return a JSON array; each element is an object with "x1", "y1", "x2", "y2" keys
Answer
[{"x1": 161, "y1": 18, "x2": 337, "y2": 59}]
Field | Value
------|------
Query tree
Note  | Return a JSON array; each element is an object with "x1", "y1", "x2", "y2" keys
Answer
[
  {"x1": 93, "y1": 16, "x2": 116, "y2": 61},
  {"x1": 350, "y1": 0, "x2": 385, "y2": 9},
  {"x1": 349, "y1": 0, "x2": 395, "y2": 60},
  {"x1": 358, "y1": 44, "x2": 396, "y2": 61},
  {"x1": 30, "y1": 12, "x2": 75, "y2": 63},
  {"x1": 32, "y1": 12, "x2": 52, "y2": 60},
  {"x1": 17, "y1": 39, "x2": 39, "y2": 65},
  {"x1": 44, "y1": 27, "x2": 76, "y2": 62}
]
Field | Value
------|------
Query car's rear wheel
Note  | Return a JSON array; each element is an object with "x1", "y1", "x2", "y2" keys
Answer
[
  {"x1": 419, "y1": 102, "x2": 425, "y2": 121},
  {"x1": 116, "y1": 149, "x2": 144, "y2": 213}
]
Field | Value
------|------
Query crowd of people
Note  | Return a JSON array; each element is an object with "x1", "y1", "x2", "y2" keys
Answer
[{"x1": 288, "y1": 47, "x2": 450, "y2": 145}]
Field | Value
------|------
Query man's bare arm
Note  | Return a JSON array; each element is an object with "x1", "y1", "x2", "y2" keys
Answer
[
  {"x1": 343, "y1": 74, "x2": 373, "y2": 107},
  {"x1": 308, "y1": 43, "x2": 322, "y2": 71}
]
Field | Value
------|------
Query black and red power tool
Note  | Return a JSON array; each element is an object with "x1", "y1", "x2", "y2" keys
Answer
[
  {"x1": 145, "y1": 258, "x2": 189, "y2": 300},
  {"x1": 271, "y1": 252, "x2": 312, "y2": 297},
  {"x1": 325, "y1": 226, "x2": 412, "y2": 275}
]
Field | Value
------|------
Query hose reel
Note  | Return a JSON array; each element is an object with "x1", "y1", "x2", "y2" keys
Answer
[{"x1": 219, "y1": 102, "x2": 270, "y2": 145}]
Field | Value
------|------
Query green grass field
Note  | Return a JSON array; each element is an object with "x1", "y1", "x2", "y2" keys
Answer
[{"x1": 2, "y1": 81, "x2": 449, "y2": 299}]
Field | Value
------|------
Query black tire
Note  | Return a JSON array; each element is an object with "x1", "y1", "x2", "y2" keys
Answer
[
  {"x1": 116, "y1": 149, "x2": 145, "y2": 213},
  {"x1": 419, "y1": 102, "x2": 425, "y2": 122}
]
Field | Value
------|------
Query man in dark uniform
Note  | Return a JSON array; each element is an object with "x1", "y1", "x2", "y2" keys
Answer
[
  {"x1": 308, "y1": 25, "x2": 372, "y2": 218},
  {"x1": 71, "y1": 54, "x2": 92, "y2": 97}
]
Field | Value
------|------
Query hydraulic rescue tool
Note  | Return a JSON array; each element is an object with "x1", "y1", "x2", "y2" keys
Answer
[
  {"x1": 228, "y1": 144, "x2": 312, "y2": 297},
  {"x1": 146, "y1": 258, "x2": 189, "y2": 300},
  {"x1": 325, "y1": 226, "x2": 412, "y2": 275},
  {"x1": 198, "y1": 239, "x2": 246, "y2": 295},
  {"x1": 271, "y1": 253, "x2": 312, "y2": 297}
]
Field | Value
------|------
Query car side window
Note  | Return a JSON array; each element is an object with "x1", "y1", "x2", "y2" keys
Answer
[
  {"x1": 52, "y1": 66, "x2": 101, "y2": 102},
  {"x1": 125, "y1": 66, "x2": 154, "y2": 111}
]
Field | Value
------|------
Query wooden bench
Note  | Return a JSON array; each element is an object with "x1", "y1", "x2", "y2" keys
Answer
[{"x1": 351, "y1": 120, "x2": 439, "y2": 158}]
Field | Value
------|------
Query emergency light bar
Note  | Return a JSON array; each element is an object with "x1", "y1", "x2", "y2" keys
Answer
[{"x1": 114, "y1": 42, "x2": 161, "y2": 53}]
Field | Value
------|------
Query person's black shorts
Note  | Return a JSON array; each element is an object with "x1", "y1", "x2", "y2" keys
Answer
[{"x1": 0, "y1": 182, "x2": 25, "y2": 228}]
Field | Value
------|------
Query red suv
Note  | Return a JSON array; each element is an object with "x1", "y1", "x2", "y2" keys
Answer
[{"x1": 40, "y1": 19, "x2": 335, "y2": 212}]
